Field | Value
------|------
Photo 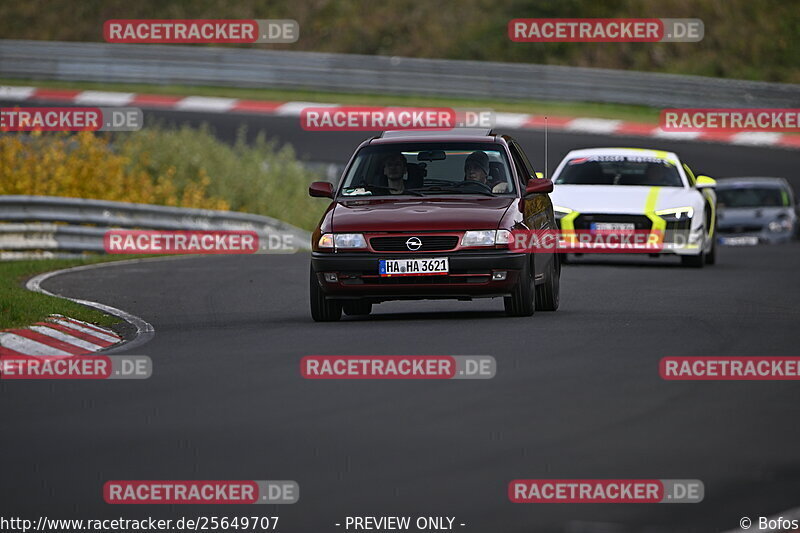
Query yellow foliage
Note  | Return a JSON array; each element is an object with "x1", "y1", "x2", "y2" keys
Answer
[{"x1": 0, "y1": 132, "x2": 229, "y2": 211}]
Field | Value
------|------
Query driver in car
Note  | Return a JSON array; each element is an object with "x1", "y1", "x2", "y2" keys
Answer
[{"x1": 464, "y1": 151, "x2": 508, "y2": 193}]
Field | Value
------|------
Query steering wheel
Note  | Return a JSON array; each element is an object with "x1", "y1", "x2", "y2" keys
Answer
[{"x1": 458, "y1": 179, "x2": 494, "y2": 193}]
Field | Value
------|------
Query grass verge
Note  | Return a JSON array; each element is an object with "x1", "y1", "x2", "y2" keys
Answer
[
  {"x1": 0, "y1": 256, "x2": 143, "y2": 330},
  {"x1": 0, "y1": 78, "x2": 661, "y2": 124}
]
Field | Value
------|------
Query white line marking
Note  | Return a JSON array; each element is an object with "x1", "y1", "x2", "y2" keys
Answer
[
  {"x1": 46, "y1": 318, "x2": 119, "y2": 343},
  {"x1": 565, "y1": 118, "x2": 622, "y2": 134},
  {"x1": 493, "y1": 112, "x2": 531, "y2": 128},
  {"x1": 29, "y1": 326, "x2": 104, "y2": 351},
  {"x1": 653, "y1": 129, "x2": 701, "y2": 139},
  {"x1": 731, "y1": 132, "x2": 782, "y2": 145},
  {"x1": 0, "y1": 332, "x2": 72, "y2": 356},
  {"x1": 275, "y1": 101, "x2": 339, "y2": 116},
  {"x1": 74, "y1": 91, "x2": 135, "y2": 106},
  {"x1": 26, "y1": 258, "x2": 162, "y2": 354},
  {"x1": 0, "y1": 86, "x2": 36, "y2": 100},
  {"x1": 175, "y1": 96, "x2": 238, "y2": 112},
  {"x1": 52, "y1": 315, "x2": 119, "y2": 337}
]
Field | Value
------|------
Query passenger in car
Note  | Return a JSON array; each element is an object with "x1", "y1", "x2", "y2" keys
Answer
[{"x1": 464, "y1": 151, "x2": 509, "y2": 193}]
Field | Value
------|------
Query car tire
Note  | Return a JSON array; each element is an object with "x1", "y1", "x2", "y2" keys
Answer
[
  {"x1": 535, "y1": 254, "x2": 560, "y2": 311},
  {"x1": 310, "y1": 266, "x2": 342, "y2": 321},
  {"x1": 342, "y1": 301, "x2": 373, "y2": 316},
  {"x1": 705, "y1": 238, "x2": 716, "y2": 265},
  {"x1": 504, "y1": 258, "x2": 535, "y2": 317},
  {"x1": 681, "y1": 251, "x2": 705, "y2": 268},
  {"x1": 705, "y1": 219, "x2": 717, "y2": 265}
]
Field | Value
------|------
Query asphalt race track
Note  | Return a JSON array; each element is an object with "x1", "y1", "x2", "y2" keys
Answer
[
  {"x1": 3, "y1": 104, "x2": 800, "y2": 532},
  {"x1": 1, "y1": 99, "x2": 799, "y2": 191}
]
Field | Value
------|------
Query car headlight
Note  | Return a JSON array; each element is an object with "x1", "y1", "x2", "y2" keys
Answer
[
  {"x1": 553, "y1": 205, "x2": 573, "y2": 220},
  {"x1": 655, "y1": 206, "x2": 694, "y2": 221},
  {"x1": 461, "y1": 230, "x2": 512, "y2": 247},
  {"x1": 318, "y1": 233, "x2": 367, "y2": 249},
  {"x1": 495, "y1": 230, "x2": 512, "y2": 244},
  {"x1": 768, "y1": 216, "x2": 793, "y2": 233}
]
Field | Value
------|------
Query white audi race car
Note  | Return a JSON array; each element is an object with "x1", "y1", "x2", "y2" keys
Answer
[{"x1": 549, "y1": 148, "x2": 717, "y2": 267}]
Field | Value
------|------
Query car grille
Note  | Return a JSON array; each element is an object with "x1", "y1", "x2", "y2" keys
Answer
[
  {"x1": 369, "y1": 235, "x2": 460, "y2": 252},
  {"x1": 664, "y1": 219, "x2": 692, "y2": 243},
  {"x1": 665, "y1": 220, "x2": 692, "y2": 232}
]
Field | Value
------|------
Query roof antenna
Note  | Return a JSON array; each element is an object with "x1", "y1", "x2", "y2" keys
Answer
[{"x1": 544, "y1": 116, "x2": 548, "y2": 180}]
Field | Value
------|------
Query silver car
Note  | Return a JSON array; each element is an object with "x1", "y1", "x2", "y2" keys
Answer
[{"x1": 716, "y1": 177, "x2": 797, "y2": 245}]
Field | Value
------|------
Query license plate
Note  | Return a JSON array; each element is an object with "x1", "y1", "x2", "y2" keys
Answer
[
  {"x1": 591, "y1": 222, "x2": 636, "y2": 231},
  {"x1": 379, "y1": 257, "x2": 449, "y2": 276},
  {"x1": 721, "y1": 236, "x2": 759, "y2": 246}
]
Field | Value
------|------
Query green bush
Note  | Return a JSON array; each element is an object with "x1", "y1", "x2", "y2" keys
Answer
[
  {"x1": 2, "y1": 126, "x2": 328, "y2": 232},
  {"x1": 119, "y1": 125, "x2": 327, "y2": 231}
]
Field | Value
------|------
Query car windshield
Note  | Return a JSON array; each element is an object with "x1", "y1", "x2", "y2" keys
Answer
[
  {"x1": 554, "y1": 155, "x2": 684, "y2": 187},
  {"x1": 717, "y1": 187, "x2": 789, "y2": 208},
  {"x1": 339, "y1": 142, "x2": 516, "y2": 197}
]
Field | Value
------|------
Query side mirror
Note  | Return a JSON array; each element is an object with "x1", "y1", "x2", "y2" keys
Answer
[
  {"x1": 535, "y1": 172, "x2": 544, "y2": 179},
  {"x1": 525, "y1": 178, "x2": 553, "y2": 195},
  {"x1": 696, "y1": 175, "x2": 716, "y2": 189},
  {"x1": 309, "y1": 181, "x2": 334, "y2": 198}
]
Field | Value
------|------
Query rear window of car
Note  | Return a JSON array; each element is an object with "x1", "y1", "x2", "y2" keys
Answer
[
  {"x1": 554, "y1": 155, "x2": 684, "y2": 187},
  {"x1": 339, "y1": 142, "x2": 516, "y2": 196},
  {"x1": 717, "y1": 187, "x2": 790, "y2": 208}
]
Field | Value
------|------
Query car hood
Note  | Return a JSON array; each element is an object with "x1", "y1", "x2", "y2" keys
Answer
[
  {"x1": 717, "y1": 206, "x2": 791, "y2": 228},
  {"x1": 550, "y1": 185, "x2": 699, "y2": 214},
  {"x1": 331, "y1": 196, "x2": 515, "y2": 232}
]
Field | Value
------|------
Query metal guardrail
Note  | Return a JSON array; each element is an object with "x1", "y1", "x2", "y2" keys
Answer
[
  {"x1": 1, "y1": 40, "x2": 799, "y2": 108},
  {"x1": 0, "y1": 195, "x2": 311, "y2": 259}
]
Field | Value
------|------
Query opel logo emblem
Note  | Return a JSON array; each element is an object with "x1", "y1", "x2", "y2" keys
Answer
[{"x1": 406, "y1": 237, "x2": 423, "y2": 251}]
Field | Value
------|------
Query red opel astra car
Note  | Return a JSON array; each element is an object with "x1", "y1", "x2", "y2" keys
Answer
[{"x1": 307, "y1": 129, "x2": 560, "y2": 321}]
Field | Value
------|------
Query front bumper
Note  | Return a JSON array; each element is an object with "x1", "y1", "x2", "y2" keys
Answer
[
  {"x1": 557, "y1": 212, "x2": 705, "y2": 256},
  {"x1": 311, "y1": 251, "x2": 527, "y2": 302},
  {"x1": 561, "y1": 240, "x2": 703, "y2": 255}
]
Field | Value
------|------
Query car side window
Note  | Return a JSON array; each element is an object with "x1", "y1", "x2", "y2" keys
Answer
[
  {"x1": 508, "y1": 143, "x2": 531, "y2": 188},
  {"x1": 512, "y1": 141, "x2": 537, "y2": 178}
]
